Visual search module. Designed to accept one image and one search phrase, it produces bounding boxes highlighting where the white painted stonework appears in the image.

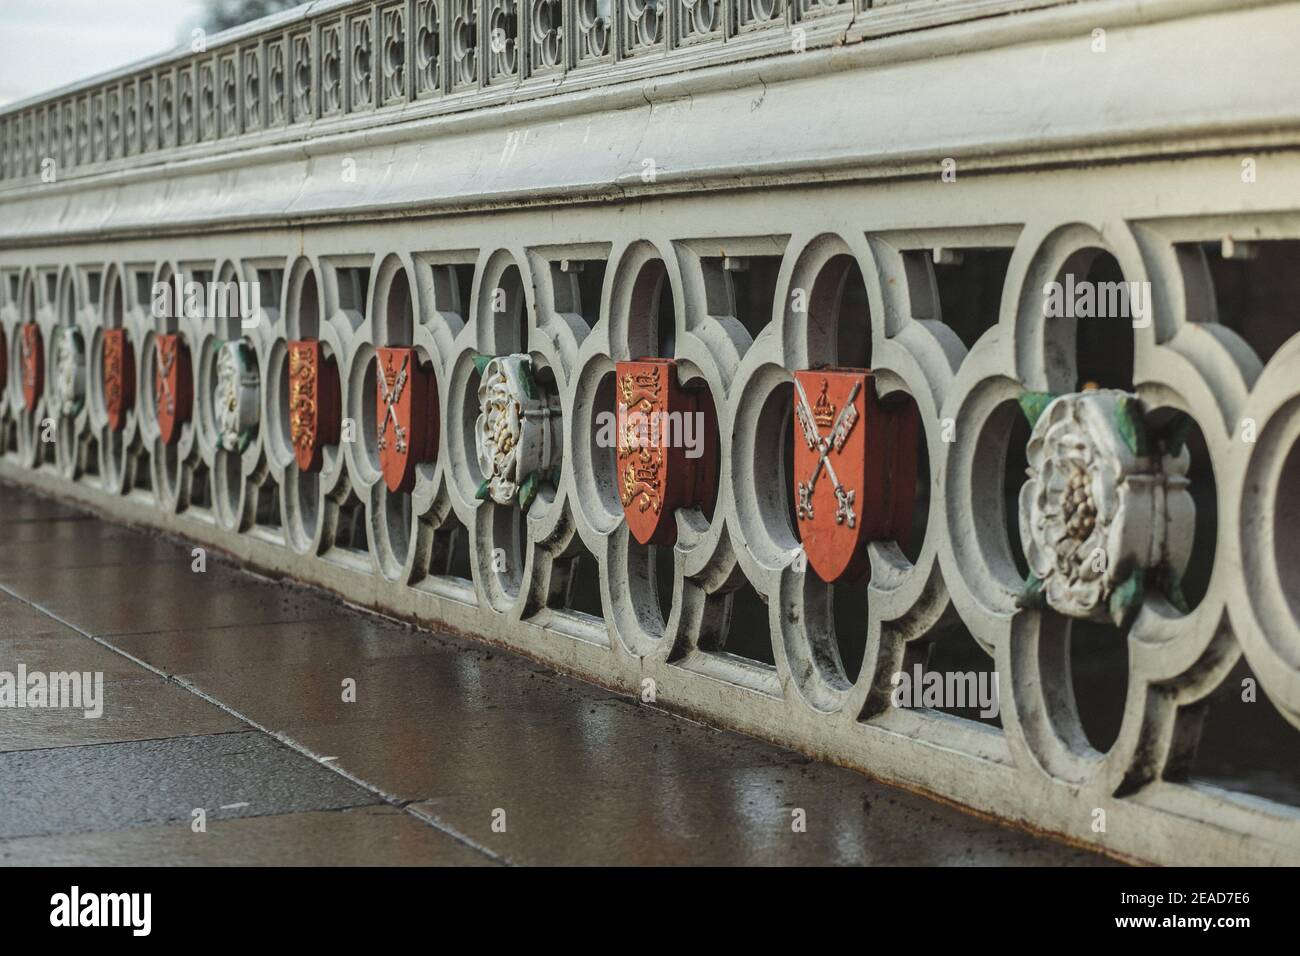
[1,0,1299,865]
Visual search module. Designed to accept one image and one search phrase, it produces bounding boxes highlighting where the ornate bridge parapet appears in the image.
[3,0,1299,864]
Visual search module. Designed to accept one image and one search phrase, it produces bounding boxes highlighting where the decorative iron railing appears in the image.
[3,0,1299,864]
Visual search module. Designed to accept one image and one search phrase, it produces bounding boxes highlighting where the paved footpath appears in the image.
[0,481,1110,866]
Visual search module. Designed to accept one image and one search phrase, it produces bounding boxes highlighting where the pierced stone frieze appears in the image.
[414,0,441,96]
[576,0,612,61]
[350,13,376,110]
[381,3,407,105]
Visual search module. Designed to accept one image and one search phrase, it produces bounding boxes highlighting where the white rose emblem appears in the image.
[52,327,85,418]
[474,354,561,509]
[214,340,260,453]
[1018,388,1195,625]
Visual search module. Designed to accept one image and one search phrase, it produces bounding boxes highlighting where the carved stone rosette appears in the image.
[51,326,86,418]
[213,338,260,453]
[1017,387,1195,626]
[474,353,560,510]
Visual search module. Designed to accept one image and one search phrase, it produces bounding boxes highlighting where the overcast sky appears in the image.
[0,0,206,107]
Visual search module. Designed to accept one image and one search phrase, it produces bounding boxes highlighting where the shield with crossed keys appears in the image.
[20,323,44,414]
[154,333,193,446]
[375,346,439,494]
[288,339,341,473]
[103,328,136,433]
[792,368,919,583]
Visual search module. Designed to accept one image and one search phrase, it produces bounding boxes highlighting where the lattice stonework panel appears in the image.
[380,2,408,106]
[349,12,376,111]
[575,0,613,63]
[734,0,783,33]
[178,66,196,145]
[61,100,76,167]
[529,0,563,74]
[795,0,847,20]
[91,91,107,161]
[623,0,665,56]
[266,39,288,127]
[291,31,314,121]
[450,0,479,91]
[106,87,122,160]
[198,60,218,140]
[675,0,721,46]
[486,0,519,83]
[123,82,140,156]
[243,46,265,133]
[321,20,345,115]
[219,53,240,137]
[414,0,441,97]
[140,75,157,152]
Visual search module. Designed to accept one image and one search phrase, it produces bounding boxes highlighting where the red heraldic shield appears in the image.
[615,358,719,547]
[154,333,193,446]
[375,346,438,494]
[792,368,919,583]
[20,323,43,413]
[288,339,341,473]
[103,328,136,433]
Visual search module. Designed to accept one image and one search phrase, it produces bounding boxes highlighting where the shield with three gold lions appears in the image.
[615,358,718,546]
[791,368,919,583]
[288,339,341,473]
[154,333,193,445]
[103,328,136,433]
[20,323,43,413]
[375,346,438,494]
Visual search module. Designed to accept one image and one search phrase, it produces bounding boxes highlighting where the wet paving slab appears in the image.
[0,732,380,840]
[0,806,495,866]
[0,480,1116,865]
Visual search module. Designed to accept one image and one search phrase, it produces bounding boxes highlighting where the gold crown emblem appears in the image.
[813,379,835,428]
[382,354,400,390]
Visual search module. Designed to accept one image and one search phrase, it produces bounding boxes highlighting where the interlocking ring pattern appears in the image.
[3,202,1299,866]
